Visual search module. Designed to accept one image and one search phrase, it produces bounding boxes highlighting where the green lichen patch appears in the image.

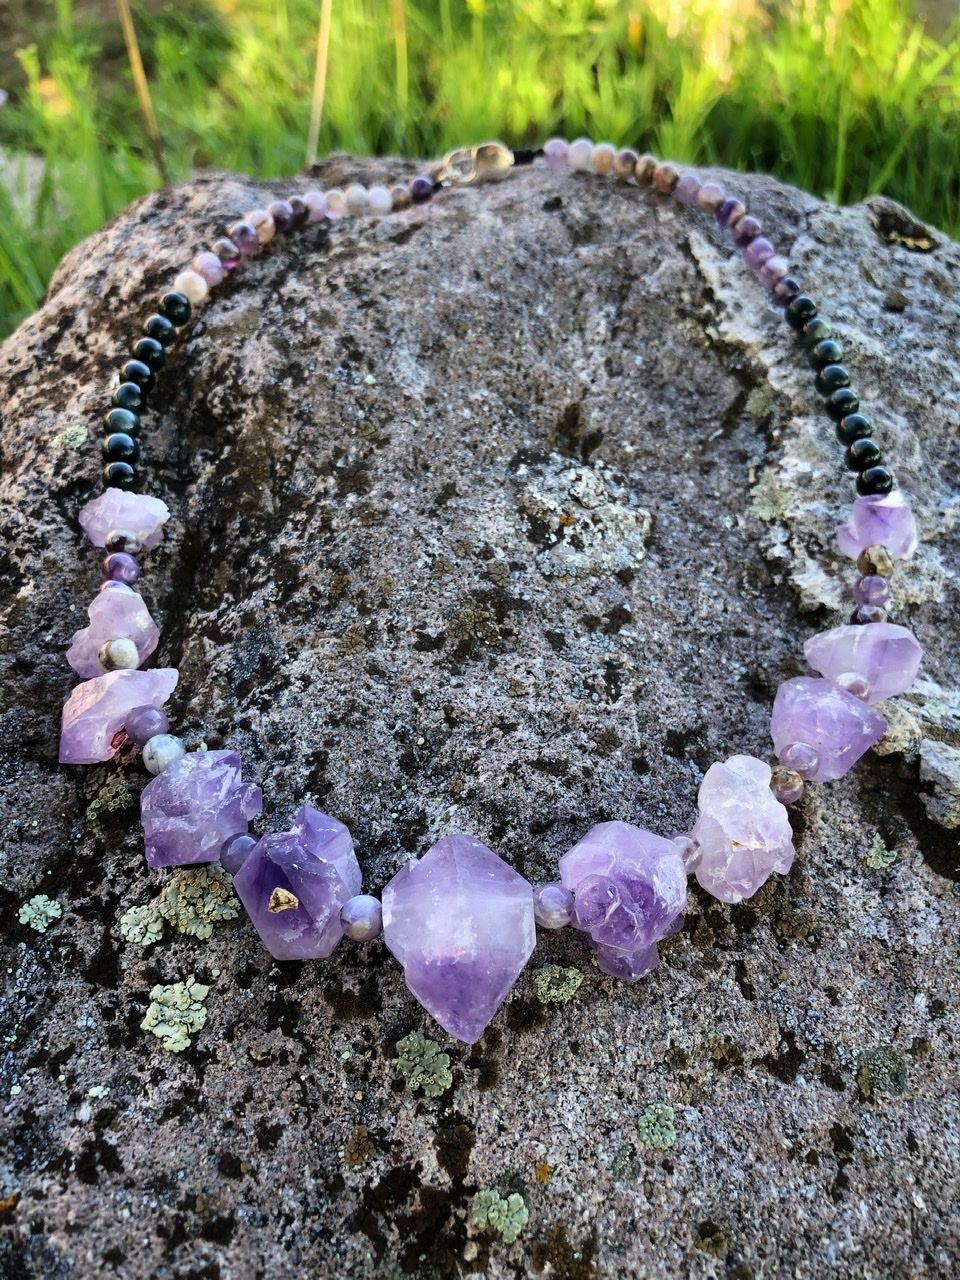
[636,1102,677,1150]
[52,423,89,450]
[18,895,62,933]
[865,833,897,870]
[533,964,584,1005]
[118,904,165,948]
[748,470,790,522]
[611,1141,641,1181]
[857,1045,909,1097]
[141,975,210,1052]
[394,1031,453,1098]
[469,1189,529,1244]
[88,1085,110,1100]
[85,775,135,824]
[158,864,239,939]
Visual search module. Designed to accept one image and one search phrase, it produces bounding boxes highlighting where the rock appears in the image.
[0,155,958,1278]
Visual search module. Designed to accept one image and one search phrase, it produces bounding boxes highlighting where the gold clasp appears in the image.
[434,141,514,186]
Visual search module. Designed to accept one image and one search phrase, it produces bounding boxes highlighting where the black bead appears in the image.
[857,465,895,496]
[144,313,176,346]
[112,381,145,412]
[104,406,140,438]
[103,460,137,490]
[824,388,860,421]
[121,358,155,393]
[836,413,873,446]
[801,317,833,348]
[102,432,141,463]
[785,295,817,330]
[133,336,166,372]
[159,290,192,326]
[808,339,844,371]
[845,437,882,471]
[815,363,851,396]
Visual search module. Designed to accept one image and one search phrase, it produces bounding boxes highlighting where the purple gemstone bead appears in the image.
[67,587,159,678]
[213,237,241,271]
[696,181,725,213]
[716,197,746,228]
[141,749,263,867]
[382,834,535,1044]
[59,668,178,764]
[267,200,295,233]
[409,175,434,205]
[673,173,701,205]
[770,677,887,782]
[759,255,790,288]
[101,552,140,585]
[302,190,329,222]
[854,575,891,607]
[125,704,169,745]
[79,490,169,549]
[745,236,776,269]
[543,137,569,167]
[771,766,804,805]
[340,894,383,941]
[533,881,574,930]
[228,221,260,257]
[804,621,922,705]
[192,250,225,287]
[220,832,257,876]
[772,276,802,307]
[733,215,762,246]
[778,741,820,778]
[837,491,919,561]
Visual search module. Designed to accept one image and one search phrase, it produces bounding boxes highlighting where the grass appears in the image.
[0,0,958,338]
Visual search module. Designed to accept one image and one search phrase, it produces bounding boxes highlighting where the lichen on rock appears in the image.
[17,895,62,933]
[118,903,165,947]
[394,1031,453,1098]
[469,1189,529,1244]
[158,864,240,939]
[140,976,210,1052]
[532,963,583,1005]
[637,1102,677,1150]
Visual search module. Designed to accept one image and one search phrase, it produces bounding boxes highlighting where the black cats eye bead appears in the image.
[845,437,883,471]
[801,317,833,348]
[103,460,137,490]
[785,295,818,330]
[111,381,145,412]
[825,388,860,421]
[159,290,192,326]
[857,465,895,496]
[808,339,844,371]
[836,412,872,446]
[144,313,176,346]
[120,359,155,393]
[102,432,141,463]
[815,363,851,396]
[133,336,166,372]
[103,406,140,437]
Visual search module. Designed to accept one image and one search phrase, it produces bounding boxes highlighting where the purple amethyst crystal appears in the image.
[770,677,887,782]
[66,586,159,678]
[78,490,170,549]
[837,491,918,561]
[233,808,361,960]
[558,822,687,981]
[804,622,922,705]
[59,668,178,764]
[691,755,795,903]
[381,834,535,1043]
[141,749,262,867]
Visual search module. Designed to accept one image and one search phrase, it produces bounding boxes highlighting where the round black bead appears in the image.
[133,336,166,372]
[121,359,155,393]
[808,339,844,371]
[785,295,817,330]
[801,317,833,348]
[159,290,192,326]
[103,460,137,490]
[102,432,140,464]
[144,313,176,346]
[845,437,882,471]
[112,381,145,412]
[815,364,851,396]
[857,465,895,496]
[836,413,873,446]
[824,388,860,421]
[104,406,140,438]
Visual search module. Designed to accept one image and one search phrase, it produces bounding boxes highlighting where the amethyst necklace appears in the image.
[58,140,924,1045]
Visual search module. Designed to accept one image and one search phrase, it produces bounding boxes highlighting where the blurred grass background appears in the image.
[0,0,957,338]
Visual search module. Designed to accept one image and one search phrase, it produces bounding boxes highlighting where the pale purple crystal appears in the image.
[381,834,535,1044]
[837,491,918,561]
[691,755,795,903]
[559,821,687,981]
[804,622,922,705]
[66,586,159,678]
[233,809,361,960]
[78,490,170,549]
[141,749,262,867]
[59,668,178,764]
[770,677,887,782]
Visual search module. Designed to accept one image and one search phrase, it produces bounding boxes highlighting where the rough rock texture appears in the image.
[1,155,959,1279]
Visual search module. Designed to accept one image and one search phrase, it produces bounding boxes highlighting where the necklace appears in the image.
[58,139,923,1045]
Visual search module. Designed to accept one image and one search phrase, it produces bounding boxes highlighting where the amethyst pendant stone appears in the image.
[141,749,262,867]
[59,667,178,764]
[804,622,922,705]
[770,678,887,781]
[382,834,536,1043]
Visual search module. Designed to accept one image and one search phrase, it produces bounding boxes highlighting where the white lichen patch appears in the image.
[158,864,239,939]
[469,1189,529,1244]
[18,895,62,933]
[118,903,165,948]
[865,833,897,870]
[141,976,210,1053]
[52,423,89,450]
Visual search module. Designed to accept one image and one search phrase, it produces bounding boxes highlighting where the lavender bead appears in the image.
[367,185,393,215]
[341,894,383,941]
[229,221,260,257]
[771,766,804,805]
[673,173,701,205]
[854,575,891,607]
[141,749,262,867]
[745,236,776,269]
[696,181,725,213]
[101,552,140,585]
[67,587,159,678]
[59,668,178,764]
[804,622,922,704]
[716,196,746,228]
[125,704,169,745]
[543,137,569,166]
[759,256,790,288]
[770,677,887,782]
[302,190,329,222]
[79,490,169,549]
[409,176,434,205]
[568,137,593,171]
[778,741,820,778]
[221,832,257,876]
[267,200,295,233]
[192,251,225,287]
[733,214,762,245]
[837,491,919,561]
[533,881,574,930]
[213,237,240,271]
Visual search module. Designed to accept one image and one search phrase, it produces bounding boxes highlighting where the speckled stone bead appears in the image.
[770,765,804,805]
[192,251,225,287]
[173,269,209,306]
[101,552,140,585]
[104,529,142,555]
[98,637,139,671]
[697,181,725,213]
[857,544,895,577]
[247,208,276,243]
[652,162,679,194]
[125,704,169,745]
[716,197,746,227]
[228,221,260,256]
[340,894,383,941]
[344,184,369,216]
[367,185,393,215]
[673,173,701,205]
[851,604,888,625]
[591,143,616,175]
[613,148,637,180]
[543,137,568,167]
[567,137,593,171]
[733,215,762,245]
[142,733,187,775]
[389,183,412,210]
[409,176,434,204]
[634,154,657,184]
[533,881,574,930]
[836,671,872,700]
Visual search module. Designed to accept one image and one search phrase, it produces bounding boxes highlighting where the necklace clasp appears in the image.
[435,141,514,186]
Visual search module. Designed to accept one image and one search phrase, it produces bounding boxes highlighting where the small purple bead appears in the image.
[745,236,776,269]
[778,741,820,778]
[716,196,746,228]
[221,832,257,876]
[759,255,790,288]
[533,881,574,930]
[192,250,225,288]
[340,894,383,941]
[409,175,434,205]
[773,275,802,307]
[125,704,169,745]
[302,190,329,222]
[733,214,762,246]
[228,221,259,257]
[673,173,701,205]
[213,237,241,271]
[101,552,140,585]
[543,137,568,167]
[267,200,295,233]
[854,574,891,607]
